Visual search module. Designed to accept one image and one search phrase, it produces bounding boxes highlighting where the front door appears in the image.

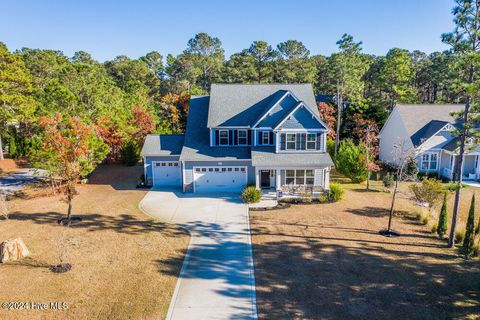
[260,170,270,188]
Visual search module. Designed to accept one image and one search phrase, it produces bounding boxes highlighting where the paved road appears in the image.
[0,169,45,195]
[140,189,257,320]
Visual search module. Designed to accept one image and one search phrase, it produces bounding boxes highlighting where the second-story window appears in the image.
[238,130,247,145]
[307,133,316,150]
[262,131,270,145]
[219,130,229,145]
[286,133,296,150]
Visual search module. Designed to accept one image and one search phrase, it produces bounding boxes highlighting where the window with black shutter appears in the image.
[233,130,238,145]
[215,130,219,145]
[247,130,252,145]
[316,133,322,150]
[258,131,262,145]
[229,130,234,145]
[280,133,286,150]
[269,131,274,145]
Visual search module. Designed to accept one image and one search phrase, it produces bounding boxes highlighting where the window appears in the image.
[421,153,438,170]
[262,131,270,145]
[307,133,316,150]
[286,170,295,184]
[285,169,315,185]
[238,130,247,145]
[286,134,296,150]
[219,130,229,145]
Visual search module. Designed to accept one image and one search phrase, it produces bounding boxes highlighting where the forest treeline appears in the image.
[0,32,468,161]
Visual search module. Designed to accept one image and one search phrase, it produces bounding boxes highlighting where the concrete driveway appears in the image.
[139,189,257,320]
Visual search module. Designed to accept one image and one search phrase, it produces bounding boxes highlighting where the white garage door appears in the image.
[153,161,182,187]
[194,166,247,193]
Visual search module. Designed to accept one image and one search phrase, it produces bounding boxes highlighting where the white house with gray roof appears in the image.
[379,104,480,181]
[140,83,334,194]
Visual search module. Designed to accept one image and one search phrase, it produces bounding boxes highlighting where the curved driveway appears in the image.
[140,189,257,320]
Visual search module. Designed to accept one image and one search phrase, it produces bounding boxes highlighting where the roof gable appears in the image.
[276,103,327,130]
[255,92,299,128]
[410,120,449,147]
[207,84,319,128]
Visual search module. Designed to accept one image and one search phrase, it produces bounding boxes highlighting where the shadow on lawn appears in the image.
[249,238,480,320]
[7,211,188,237]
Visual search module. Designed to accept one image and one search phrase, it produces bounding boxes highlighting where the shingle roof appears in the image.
[396,104,462,137]
[207,84,320,128]
[410,120,449,147]
[442,137,461,152]
[140,134,185,156]
[179,96,251,161]
[251,146,334,167]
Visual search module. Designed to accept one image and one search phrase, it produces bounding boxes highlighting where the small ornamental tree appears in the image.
[336,139,368,183]
[437,193,448,238]
[317,102,336,140]
[39,114,108,225]
[463,194,476,258]
[353,113,380,190]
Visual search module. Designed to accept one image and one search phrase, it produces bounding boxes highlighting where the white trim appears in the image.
[286,133,296,150]
[419,152,439,171]
[219,129,229,146]
[274,102,329,131]
[210,126,250,129]
[252,91,292,128]
[192,165,248,193]
[415,122,453,149]
[284,169,315,186]
[278,128,327,132]
[238,129,248,146]
[262,131,270,145]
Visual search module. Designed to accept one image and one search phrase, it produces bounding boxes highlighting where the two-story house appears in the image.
[379,104,480,181]
[140,84,333,194]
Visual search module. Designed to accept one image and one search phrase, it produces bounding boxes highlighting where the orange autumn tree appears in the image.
[317,102,336,139]
[95,116,124,163]
[353,113,380,190]
[160,93,190,133]
[39,114,108,225]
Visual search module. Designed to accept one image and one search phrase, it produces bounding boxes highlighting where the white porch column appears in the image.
[255,168,260,188]
[276,169,281,190]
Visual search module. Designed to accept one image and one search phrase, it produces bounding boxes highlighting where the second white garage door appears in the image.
[194,166,247,193]
[153,161,182,187]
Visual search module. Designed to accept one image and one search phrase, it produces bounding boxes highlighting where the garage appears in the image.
[194,166,247,193]
[152,161,182,187]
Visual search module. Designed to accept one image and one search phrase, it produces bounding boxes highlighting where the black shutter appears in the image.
[258,131,262,145]
[247,130,252,145]
[280,133,286,150]
[316,133,322,150]
[229,130,233,145]
[233,130,238,145]
[215,130,219,146]
[300,133,306,150]
[269,131,274,145]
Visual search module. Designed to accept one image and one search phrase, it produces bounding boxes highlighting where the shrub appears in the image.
[446,181,467,192]
[326,139,335,160]
[405,158,419,180]
[382,172,394,188]
[463,194,476,258]
[329,183,344,202]
[455,229,465,244]
[437,193,448,238]
[335,139,367,183]
[431,223,438,234]
[120,140,140,166]
[241,186,261,203]
[414,210,430,225]
[409,178,444,207]
[8,135,17,158]
[318,194,329,203]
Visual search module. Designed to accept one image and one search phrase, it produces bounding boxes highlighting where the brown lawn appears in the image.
[251,175,480,320]
[0,165,189,320]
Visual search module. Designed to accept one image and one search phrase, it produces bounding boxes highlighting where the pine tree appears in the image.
[463,194,475,258]
[437,192,448,238]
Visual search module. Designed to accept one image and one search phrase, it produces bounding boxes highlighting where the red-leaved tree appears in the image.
[129,106,156,145]
[95,117,124,163]
[317,102,336,140]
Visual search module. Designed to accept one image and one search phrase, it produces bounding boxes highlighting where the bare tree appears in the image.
[381,139,419,236]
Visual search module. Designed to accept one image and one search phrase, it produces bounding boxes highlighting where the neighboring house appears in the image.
[379,104,480,181]
[141,84,334,195]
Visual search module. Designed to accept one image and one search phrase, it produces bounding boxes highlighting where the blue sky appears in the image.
[1,0,455,61]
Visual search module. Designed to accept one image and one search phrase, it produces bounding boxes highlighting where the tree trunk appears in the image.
[66,197,72,226]
[448,63,474,248]
[387,164,403,232]
[334,89,343,159]
[0,135,3,160]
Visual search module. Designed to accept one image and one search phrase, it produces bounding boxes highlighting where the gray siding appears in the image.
[183,160,255,192]
[144,156,180,185]
[279,106,324,129]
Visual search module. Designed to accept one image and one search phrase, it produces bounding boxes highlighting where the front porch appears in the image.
[254,167,330,199]
[440,153,480,181]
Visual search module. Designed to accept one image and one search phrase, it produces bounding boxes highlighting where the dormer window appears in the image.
[219,130,229,145]
[238,130,247,145]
